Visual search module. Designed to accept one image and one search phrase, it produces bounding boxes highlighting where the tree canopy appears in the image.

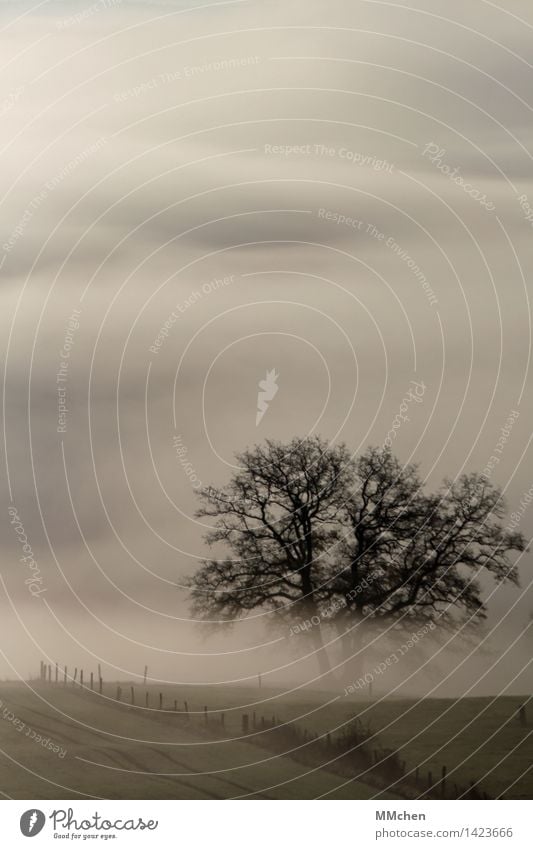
[187,437,526,678]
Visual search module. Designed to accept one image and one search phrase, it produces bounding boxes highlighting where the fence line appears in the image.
[36,659,504,800]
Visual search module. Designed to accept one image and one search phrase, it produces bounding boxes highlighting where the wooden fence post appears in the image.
[80,670,83,688]
[55,663,58,684]
[48,664,52,682]
[143,665,148,685]
[130,686,135,705]
[441,765,447,797]
[117,685,122,701]
[90,673,94,691]
[99,677,103,694]
[221,712,225,728]
[64,666,67,686]
[242,714,249,733]
[73,667,77,685]
[204,706,208,725]
[159,693,163,711]
[184,700,189,719]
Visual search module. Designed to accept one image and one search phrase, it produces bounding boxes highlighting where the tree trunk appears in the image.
[299,561,333,678]
[308,618,331,677]
[337,619,368,687]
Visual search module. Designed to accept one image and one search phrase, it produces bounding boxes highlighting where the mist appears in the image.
[1,0,532,702]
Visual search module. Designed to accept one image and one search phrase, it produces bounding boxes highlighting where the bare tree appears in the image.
[332,448,527,679]
[330,448,428,673]
[187,440,526,680]
[187,436,354,675]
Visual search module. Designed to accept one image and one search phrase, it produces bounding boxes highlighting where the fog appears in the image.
[1,0,532,698]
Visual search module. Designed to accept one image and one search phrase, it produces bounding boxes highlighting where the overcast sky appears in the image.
[1,0,532,695]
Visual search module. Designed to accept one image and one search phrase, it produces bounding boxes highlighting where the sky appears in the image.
[0,0,532,696]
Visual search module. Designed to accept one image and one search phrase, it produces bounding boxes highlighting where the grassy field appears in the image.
[174,683,532,799]
[0,681,530,799]
[0,682,390,799]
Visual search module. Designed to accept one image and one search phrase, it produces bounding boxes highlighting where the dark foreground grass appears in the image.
[0,682,393,799]
[0,681,530,799]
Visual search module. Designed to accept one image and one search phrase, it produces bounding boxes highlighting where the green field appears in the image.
[0,681,530,799]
